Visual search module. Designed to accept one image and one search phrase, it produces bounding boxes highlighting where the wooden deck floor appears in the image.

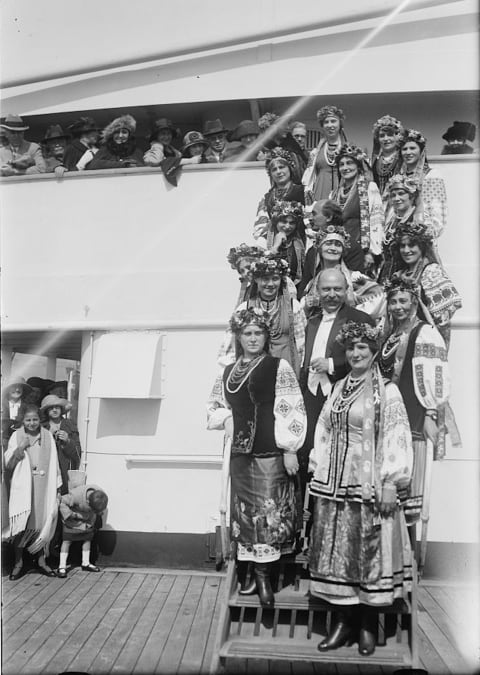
[2,567,478,674]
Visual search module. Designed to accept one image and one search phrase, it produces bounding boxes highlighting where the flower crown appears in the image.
[266,146,295,170]
[249,256,290,279]
[270,200,304,223]
[336,320,382,347]
[392,221,434,247]
[372,115,404,136]
[258,112,280,130]
[386,173,420,194]
[227,243,264,270]
[384,273,420,298]
[317,105,345,124]
[229,307,271,334]
[314,223,351,250]
[335,143,369,166]
[401,128,427,148]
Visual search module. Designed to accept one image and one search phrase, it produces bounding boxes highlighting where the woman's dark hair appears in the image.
[22,404,40,419]
[394,233,428,260]
[234,327,270,360]
[88,489,109,513]
[318,199,343,227]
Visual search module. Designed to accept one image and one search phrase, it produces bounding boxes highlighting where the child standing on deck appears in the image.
[57,484,108,578]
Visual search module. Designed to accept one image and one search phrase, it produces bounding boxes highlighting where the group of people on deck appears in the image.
[1,376,108,581]
[207,105,463,656]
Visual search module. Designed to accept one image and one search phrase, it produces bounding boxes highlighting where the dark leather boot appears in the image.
[358,607,377,655]
[254,562,274,607]
[318,610,353,651]
[238,562,256,595]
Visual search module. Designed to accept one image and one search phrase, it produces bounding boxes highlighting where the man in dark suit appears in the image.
[298,268,375,489]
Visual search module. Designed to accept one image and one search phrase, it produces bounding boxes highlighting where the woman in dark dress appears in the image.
[41,394,81,495]
[253,147,305,241]
[88,114,144,170]
[208,308,306,606]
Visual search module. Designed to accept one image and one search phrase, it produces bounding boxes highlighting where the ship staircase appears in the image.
[210,497,419,674]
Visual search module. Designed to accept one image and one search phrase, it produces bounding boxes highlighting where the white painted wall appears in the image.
[2,159,478,542]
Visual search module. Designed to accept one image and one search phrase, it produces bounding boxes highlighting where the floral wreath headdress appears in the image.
[313,223,351,250]
[317,105,345,125]
[258,112,281,131]
[335,143,369,168]
[270,200,304,223]
[249,256,290,279]
[384,273,420,299]
[229,307,271,334]
[336,320,382,348]
[385,173,420,195]
[372,114,404,138]
[401,128,427,149]
[392,221,434,248]
[227,243,264,270]
[266,146,295,171]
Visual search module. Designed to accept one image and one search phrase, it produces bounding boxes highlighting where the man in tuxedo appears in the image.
[298,268,374,489]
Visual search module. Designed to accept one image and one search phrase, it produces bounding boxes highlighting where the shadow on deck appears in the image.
[1,566,478,674]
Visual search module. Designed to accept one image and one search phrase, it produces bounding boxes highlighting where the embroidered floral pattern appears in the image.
[275,398,292,418]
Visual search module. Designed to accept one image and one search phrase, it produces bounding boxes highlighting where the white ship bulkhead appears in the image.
[1,0,478,577]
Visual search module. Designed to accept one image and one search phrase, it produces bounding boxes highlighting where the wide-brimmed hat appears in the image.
[67,116,99,137]
[203,119,229,137]
[2,376,33,396]
[40,394,69,413]
[181,131,209,153]
[150,118,180,142]
[227,120,260,142]
[442,121,476,143]
[43,125,69,143]
[0,114,29,131]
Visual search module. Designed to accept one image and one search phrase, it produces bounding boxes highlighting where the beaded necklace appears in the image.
[226,354,266,393]
[324,140,341,166]
[258,296,283,340]
[332,373,367,413]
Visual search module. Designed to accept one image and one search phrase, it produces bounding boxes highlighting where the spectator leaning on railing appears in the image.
[0,114,46,176]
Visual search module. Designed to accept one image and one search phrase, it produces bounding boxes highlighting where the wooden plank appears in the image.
[1,570,44,606]
[269,659,292,674]
[416,622,450,675]
[38,572,129,675]
[4,571,119,675]
[132,573,191,674]
[312,663,336,675]
[247,657,270,673]
[154,575,207,674]
[202,577,227,674]
[85,573,149,673]
[110,574,174,674]
[225,657,248,674]
[2,570,104,669]
[65,572,144,673]
[3,568,86,641]
[290,660,315,674]
[180,576,222,673]
[417,605,468,673]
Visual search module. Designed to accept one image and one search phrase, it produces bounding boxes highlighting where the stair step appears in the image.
[219,636,412,667]
[229,578,411,614]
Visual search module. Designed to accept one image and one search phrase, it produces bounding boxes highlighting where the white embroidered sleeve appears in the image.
[412,324,450,410]
[274,359,307,453]
[206,371,232,430]
[380,383,413,488]
[309,384,336,475]
[423,171,447,238]
[293,299,307,366]
[367,182,385,255]
[253,195,270,240]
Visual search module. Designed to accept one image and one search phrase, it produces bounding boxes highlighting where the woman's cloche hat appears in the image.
[67,116,99,137]
[0,114,29,131]
[40,394,70,414]
[2,376,33,397]
[43,125,69,143]
[227,120,260,142]
[181,131,209,153]
[150,118,180,141]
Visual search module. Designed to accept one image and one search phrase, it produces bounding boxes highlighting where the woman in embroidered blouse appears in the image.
[379,276,450,522]
[227,243,266,309]
[253,148,305,242]
[399,129,448,243]
[330,144,384,274]
[390,222,461,349]
[302,105,347,203]
[308,321,413,656]
[218,256,307,378]
[371,115,404,198]
[3,404,61,580]
[208,308,306,607]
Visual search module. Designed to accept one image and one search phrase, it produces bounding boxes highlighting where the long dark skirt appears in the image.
[230,454,300,562]
[309,498,412,606]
